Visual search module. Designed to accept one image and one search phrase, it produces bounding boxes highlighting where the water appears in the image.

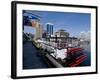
[79,42,91,66]
[23,41,48,69]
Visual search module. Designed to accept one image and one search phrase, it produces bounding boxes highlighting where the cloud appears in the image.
[79,30,90,41]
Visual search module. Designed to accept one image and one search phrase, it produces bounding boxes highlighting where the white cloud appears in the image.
[79,30,90,41]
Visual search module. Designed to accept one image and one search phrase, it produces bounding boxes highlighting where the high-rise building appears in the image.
[46,23,53,36]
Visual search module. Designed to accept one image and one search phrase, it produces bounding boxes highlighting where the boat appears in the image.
[63,47,87,67]
[36,39,87,67]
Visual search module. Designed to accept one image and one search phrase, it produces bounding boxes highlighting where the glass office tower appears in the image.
[46,23,53,36]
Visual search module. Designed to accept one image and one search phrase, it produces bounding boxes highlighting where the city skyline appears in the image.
[23,10,91,37]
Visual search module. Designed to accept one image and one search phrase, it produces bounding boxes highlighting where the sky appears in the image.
[24,10,91,37]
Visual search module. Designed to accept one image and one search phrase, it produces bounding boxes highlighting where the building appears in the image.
[23,11,43,40]
[30,17,43,40]
[55,29,69,37]
[42,30,47,38]
[46,23,53,36]
[35,24,43,39]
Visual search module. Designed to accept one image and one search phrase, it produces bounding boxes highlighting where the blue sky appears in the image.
[24,10,91,37]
